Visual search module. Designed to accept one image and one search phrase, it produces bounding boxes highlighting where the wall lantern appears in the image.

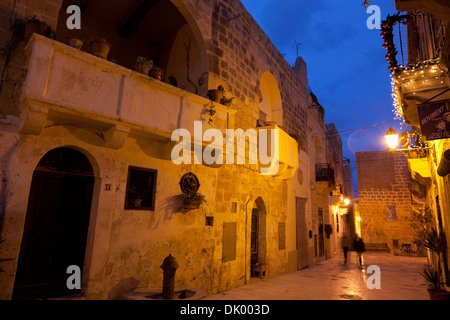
[385,127,432,153]
[385,127,399,151]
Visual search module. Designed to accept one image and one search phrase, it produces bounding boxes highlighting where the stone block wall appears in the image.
[201,0,310,147]
[0,0,62,116]
[356,151,417,251]
[0,0,334,299]
[1,0,310,150]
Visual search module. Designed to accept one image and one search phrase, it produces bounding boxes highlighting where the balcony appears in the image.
[407,149,431,178]
[393,62,450,126]
[256,124,299,180]
[395,0,450,23]
[18,35,298,179]
[315,164,335,184]
[406,146,431,202]
[19,35,235,149]
[387,8,450,127]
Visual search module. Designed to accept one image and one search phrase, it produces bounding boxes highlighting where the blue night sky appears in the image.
[241,0,405,192]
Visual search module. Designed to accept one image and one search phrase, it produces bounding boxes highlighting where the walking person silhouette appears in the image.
[353,235,365,266]
[342,235,350,264]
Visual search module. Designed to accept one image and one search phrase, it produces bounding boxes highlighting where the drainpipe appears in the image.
[244,195,253,284]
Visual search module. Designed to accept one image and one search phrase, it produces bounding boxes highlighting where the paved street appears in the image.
[206,252,430,300]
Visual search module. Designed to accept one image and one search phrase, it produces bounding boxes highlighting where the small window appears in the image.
[125,166,157,210]
[385,205,398,221]
[231,202,237,213]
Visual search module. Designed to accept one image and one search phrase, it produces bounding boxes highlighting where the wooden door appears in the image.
[250,208,259,276]
[318,208,325,257]
[296,198,309,269]
[13,149,94,300]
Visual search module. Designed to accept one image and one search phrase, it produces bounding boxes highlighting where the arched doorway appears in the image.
[250,197,266,277]
[12,148,95,300]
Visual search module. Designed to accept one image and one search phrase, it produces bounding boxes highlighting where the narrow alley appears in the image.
[206,252,430,300]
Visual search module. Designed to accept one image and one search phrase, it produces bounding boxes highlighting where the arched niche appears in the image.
[258,71,283,127]
[56,0,208,95]
[165,23,203,94]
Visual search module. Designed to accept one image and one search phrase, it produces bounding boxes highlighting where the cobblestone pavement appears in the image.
[206,252,430,300]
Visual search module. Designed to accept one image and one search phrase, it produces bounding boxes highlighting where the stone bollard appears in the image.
[160,254,179,300]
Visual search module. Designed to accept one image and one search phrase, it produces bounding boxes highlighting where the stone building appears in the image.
[383,0,450,284]
[296,96,353,266]
[0,0,351,299]
[325,123,354,255]
[356,151,417,252]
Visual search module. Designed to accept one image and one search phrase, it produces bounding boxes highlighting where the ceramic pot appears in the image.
[183,198,202,210]
[150,68,164,81]
[427,289,450,300]
[207,89,223,103]
[69,38,83,50]
[264,121,277,127]
[90,40,111,59]
[136,63,152,76]
[24,22,40,41]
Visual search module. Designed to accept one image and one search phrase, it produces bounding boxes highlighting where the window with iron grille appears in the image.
[125,166,157,210]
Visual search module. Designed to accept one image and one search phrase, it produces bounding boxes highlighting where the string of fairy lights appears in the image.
[390,59,447,128]
[389,60,446,150]
[382,10,449,137]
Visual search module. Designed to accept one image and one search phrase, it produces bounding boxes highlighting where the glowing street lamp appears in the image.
[344,198,350,206]
[385,127,399,151]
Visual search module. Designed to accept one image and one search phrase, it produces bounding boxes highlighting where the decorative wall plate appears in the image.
[179,172,200,194]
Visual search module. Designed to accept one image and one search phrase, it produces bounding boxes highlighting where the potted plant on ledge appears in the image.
[24,16,41,41]
[90,38,111,60]
[207,85,225,103]
[69,38,83,50]
[220,96,234,107]
[23,16,55,42]
[177,192,206,210]
[421,265,449,300]
[149,66,164,81]
[135,56,153,75]
[418,226,450,300]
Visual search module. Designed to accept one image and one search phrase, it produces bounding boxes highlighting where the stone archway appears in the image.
[250,197,266,277]
[12,147,95,300]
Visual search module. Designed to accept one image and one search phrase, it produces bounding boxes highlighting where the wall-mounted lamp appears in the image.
[385,127,399,151]
[385,127,431,152]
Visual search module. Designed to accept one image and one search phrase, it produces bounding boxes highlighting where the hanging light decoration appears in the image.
[381,12,410,72]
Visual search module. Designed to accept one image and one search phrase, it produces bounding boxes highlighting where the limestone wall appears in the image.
[0,0,322,299]
[356,151,416,251]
